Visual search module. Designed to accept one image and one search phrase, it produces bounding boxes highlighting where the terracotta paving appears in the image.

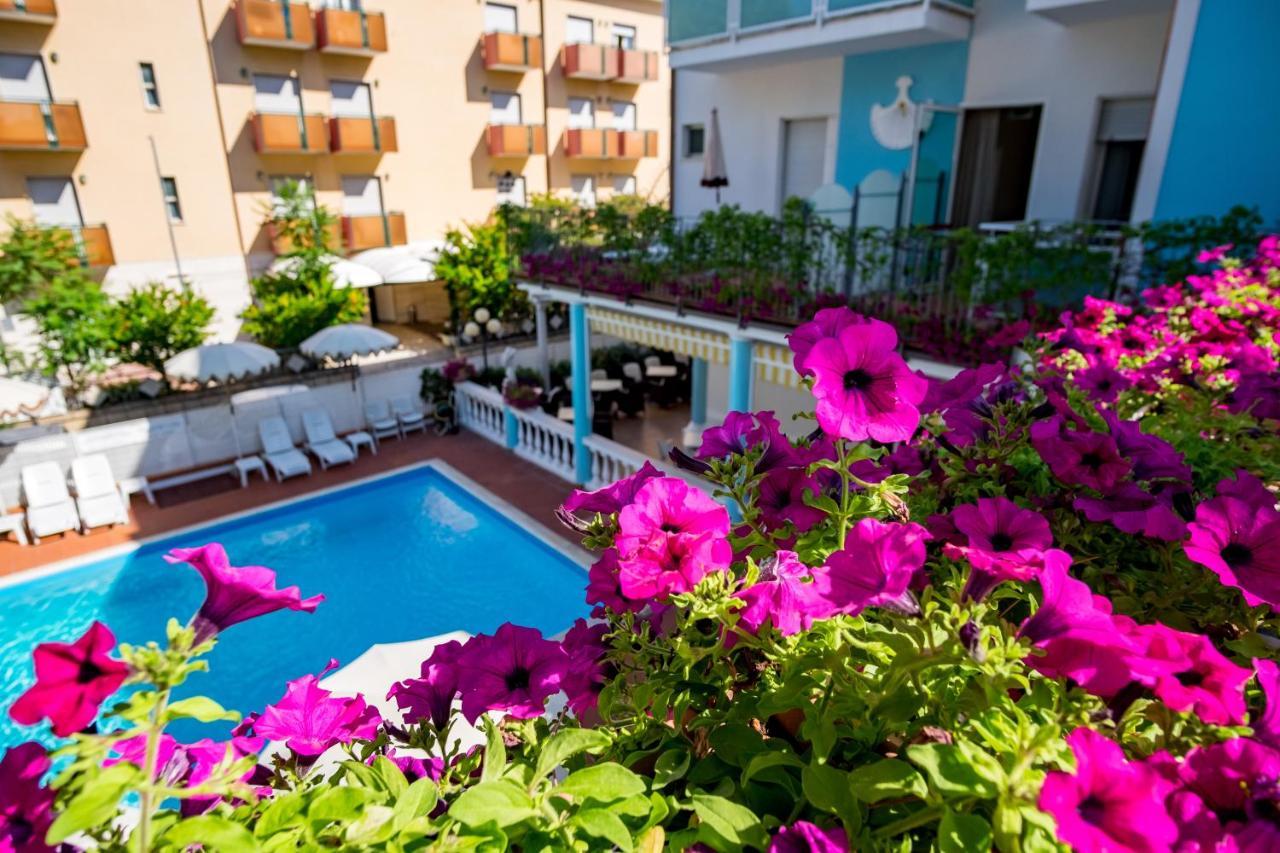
[0,430,583,580]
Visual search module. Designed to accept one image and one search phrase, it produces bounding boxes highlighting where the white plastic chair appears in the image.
[21,461,81,543]
[70,455,129,531]
[301,409,356,470]
[365,399,401,442]
[391,396,426,436]
[622,362,644,383]
[591,368,608,380]
[257,417,313,482]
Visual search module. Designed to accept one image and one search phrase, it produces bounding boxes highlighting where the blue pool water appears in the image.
[0,464,587,748]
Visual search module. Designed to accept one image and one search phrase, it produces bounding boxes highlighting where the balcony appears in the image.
[666,0,974,71]
[564,128,610,159]
[0,0,56,25]
[611,129,658,159]
[267,220,342,255]
[562,43,616,80]
[482,32,544,72]
[329,115,397,154]
[234,0,315,50]
[342,212,406,251]
[71,225,114,267]
[487,124,546,158]
[250,112,328,154]
[316,6,387,55]
[614,48,659,83]
[1026,0,1173,25]
[0,100,86,151]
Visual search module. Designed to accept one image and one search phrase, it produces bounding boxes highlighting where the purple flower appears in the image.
[1184,492,1280,608]
[10,621,130,738]
[251,660,382,756]
[756,468,825,534]
[560,619,609,716]
[769,820,849,852]
[1217,469,1276,507]
[165,544,324,644]
[1073,362,1131,403]
[943,497,1051,599]
[698,411,795,472]
[799,318,928,443]
[456,623,568,724]
[734,552,833,636]
[1103,414,1192,483]
[388,640,463,730]
[1126,623,1251,725]
[615,478,731,602]
[1181,737,1280,813]
[920,363,1007,446]
[383,748,444,783]
[1039,729,1177,853]
[1030,419,1131,492]
[788,306,866,378]
[107,734,252,816]
[1074,485,1188,541]
[816,518,930,616]
[0,743,54,853]
[559,462,663,518]
[1229,372,1280,421]
[1253,658,1280,749]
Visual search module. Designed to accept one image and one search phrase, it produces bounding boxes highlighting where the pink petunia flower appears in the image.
[10,621,130,738]
[1253,658,1280,749]
[1184,493,1280,608]
[919,362,1008,447]
[1039,728,1177,853]
[0,742,55,853]
[769,820,849,852]
[944,497,1051,599]
[559,461,663,519]
[107,733,253,816]
[1125,624,1251,725]
[251,660,381,756]
[560,619,610,716]
[1030,419,1131,493]
[788,306,867,378]
[388,640,463,731]
[799,318,928,443]
[165,544,324,644]
[615,478,731,602]
[756,468,825,534]
[455,623,568,724]
[1074,485,1188,542]
[734,552,833,636]
[698,411,796,472]
[816,518,930,617]
[1073,362,1132,404]
[1103,414,1192,483]
[1181,737,1280,813]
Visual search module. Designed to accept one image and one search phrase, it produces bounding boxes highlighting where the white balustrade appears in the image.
[582,434,713,493]
[453,381,506,446]
[510,406,576,481]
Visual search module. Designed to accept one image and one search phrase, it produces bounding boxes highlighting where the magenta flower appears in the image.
[1127,624,1251,724]
[944,497,1051,599]
[799,318,928,443]
[788,306,866,377]
[919,362,1007,446]
[107,734,251,816]
[1039,729,1177,853]
[698,411,795,472]
[734,552,833,636]
[1181,737,1280,813]
[1254,659,1280,749]
[0,742,54,853]
[1073,362,1131,403]
[382,749,445,783]
[816,518,930,617]
[1184,493,1280,608]
[560,619,610,716]
[559,461,663,518]
[1218,469,1277,506]
[1030,419,1131,492]
[10,621,130,738]
[615,478,731,601]
[251,660,381,756]
[455,623,568,723]
[388,640,462,731]
[165,544,323,644]
[1074,485,1188,542]
[769,820,849,852]
[1103,414,1192,483]
[756,468,825,534]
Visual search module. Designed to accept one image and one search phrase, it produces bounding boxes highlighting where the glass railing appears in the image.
[670,0,973,45]
[741,0,812,29]
[668,0,728,42]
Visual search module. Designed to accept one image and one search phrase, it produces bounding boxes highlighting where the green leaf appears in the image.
[160,815,258,852]
[449,780,537,828]
[48,763,139,844]
[372,755,409,797]
[742,750,804,784]
[848,759,927,804]
[344,804,396,845]
[533,728,612,781]
[558,763,647,803]
[482,719,507,783]
[309,787,373,824]
[164,695,239,724]
[907,743,1001,800]
[938,810,993,853]
[802,763,861,832]
[653,748,691,789]
[255,792,307,839]
[392,777,439,830]
[573,808,633,851]
[691,793,768,852]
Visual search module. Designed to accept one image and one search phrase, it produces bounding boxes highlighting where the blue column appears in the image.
[682,357,709,448]
[728,336,754,414]
[505,409,519,449]
[570,302,593,484]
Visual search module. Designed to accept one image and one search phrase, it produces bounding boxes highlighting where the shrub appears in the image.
[22,276,116,401]
[0,215,81,304]
[239,260,366,349]
[110,283,215,372]
[435,221,517,335]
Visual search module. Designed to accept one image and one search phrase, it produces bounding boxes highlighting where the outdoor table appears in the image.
[345,431,377,457]
[233,455,269,488]
[0,512,29,546]
[118,475,155,507]
[557,407,575,422]
[646,365,678,378]
[591,379,624,392]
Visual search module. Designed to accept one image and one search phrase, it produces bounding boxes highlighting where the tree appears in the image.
[22,275,116,401]
[111,283,215,371]
[435,221,516,334]
[0,215,82,305]
[264,179,341,258]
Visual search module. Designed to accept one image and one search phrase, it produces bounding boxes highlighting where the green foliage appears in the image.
[240,260,365,349]
[1131,204,1264,286]
[262,178,341,257]
[110,283,214,372]
[0,215,83,304]
[435,220,516,333]
[22,276,116,399]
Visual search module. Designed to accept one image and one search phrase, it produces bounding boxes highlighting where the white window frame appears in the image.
[611,100,637,131]
[571,174,596,208]
[566,15,594,44]
[139,62,161,110]
[497,174,527,207]
[330,79,374,119]
[489,90,522,126]
[161,176,183,224]
[611,23,637,50]
[253,73,302,115]
[683,123,705,158]
[567,96,595,130]
[613,175,637,196]
[484,2,518,33]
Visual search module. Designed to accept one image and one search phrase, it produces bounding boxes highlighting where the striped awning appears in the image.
[755,342,803,389]
[587,307,731,365]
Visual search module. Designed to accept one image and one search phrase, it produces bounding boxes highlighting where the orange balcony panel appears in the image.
[613,129,659,159]
[563,43,616,80]
[76,225,114,267]
[329,116,397,154]
[487,124,545,157]
[614,48,659,83]
[0,101,85,151]
[565,128,610,159]
[342,212,406,252]
[235,0,314,49]
[316,7,387,55]
[251,113,328,154]
[482,32,543,72]
[268,220,343,255]
[0,0,56,24]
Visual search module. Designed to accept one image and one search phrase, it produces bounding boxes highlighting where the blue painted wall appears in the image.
[833,41,969,221]
[1154,0,1280,224]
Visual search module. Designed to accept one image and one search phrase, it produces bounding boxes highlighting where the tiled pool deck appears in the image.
[0,431,583,579]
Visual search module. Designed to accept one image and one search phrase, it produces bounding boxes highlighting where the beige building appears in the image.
[0,0,669,340]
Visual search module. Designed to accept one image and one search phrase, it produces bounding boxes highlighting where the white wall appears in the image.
[673,56,844,220]
[962,0,1171,220]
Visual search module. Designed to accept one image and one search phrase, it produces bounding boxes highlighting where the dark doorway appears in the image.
[1091,139,1145,222]
[951,105,1042,227]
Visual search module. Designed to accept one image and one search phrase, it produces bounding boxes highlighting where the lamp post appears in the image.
[464,307,503,371]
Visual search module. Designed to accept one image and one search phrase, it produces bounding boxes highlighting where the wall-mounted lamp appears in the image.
[77,174,87,186]
[256,170,266,183]
[49,52,58,64]
[496,170,517,193]
[239,67,249,79]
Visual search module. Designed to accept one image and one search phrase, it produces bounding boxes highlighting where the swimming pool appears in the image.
[0,462,588,748]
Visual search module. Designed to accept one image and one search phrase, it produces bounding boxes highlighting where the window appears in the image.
[570,175,596,208]
[611,101,636,131]
[566,15,594,44]
[139,63,160,109]
[567,97,594,130]
[611,23,636,50]
[160,177,183,223]
[490,91,522,125]
[613,175,636,196]
[0,53,52,102]
[485,2,517,33]
[253,73,300,113]
[330,80,372,118]
[1089,98,1153,223]
[342,175,384,216]
[682,124,705,157]
[27,177,83,227]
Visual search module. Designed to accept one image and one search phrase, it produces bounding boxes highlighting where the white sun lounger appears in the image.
[70,455,130,531]
[302,409,356,471]
[257,416,313,482]
[391,396,426,436]
[364,399,401,442]
[21,461,81,543]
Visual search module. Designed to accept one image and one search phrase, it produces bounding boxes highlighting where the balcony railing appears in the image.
[0,100,86,151]
[250,112,328,154]
[0,0,56,24]
[487,124,546,157]
[611,129,658,159]
[482,32,544,72]
[316,6,387,54]
[267,219,343,255]
[562,43,616,80]
[342,211,406,251]
[614,48,660,83]
[234,0,315,50]
[564,128,610,159]
[328,115,397,154]
[72,224,114,267]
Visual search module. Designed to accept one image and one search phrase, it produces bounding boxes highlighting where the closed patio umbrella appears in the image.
[300,324,400,362]
[701,107,729,204]
[164,342,281,384]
